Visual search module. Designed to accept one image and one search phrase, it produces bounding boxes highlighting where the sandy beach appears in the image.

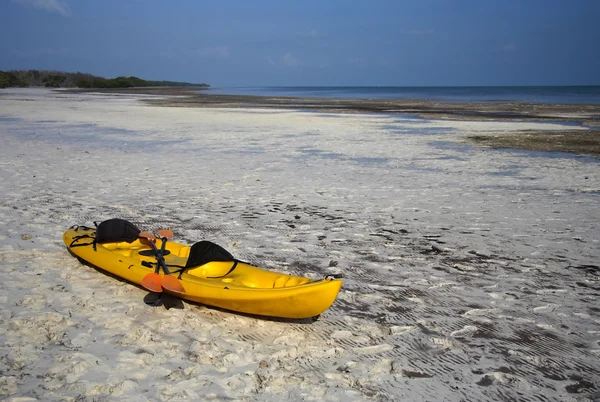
[1,88,599,401]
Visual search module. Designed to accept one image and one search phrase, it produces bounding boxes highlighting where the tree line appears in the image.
[0,70,209,89]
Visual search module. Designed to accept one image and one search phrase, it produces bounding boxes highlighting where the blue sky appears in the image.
[1,0,599,86]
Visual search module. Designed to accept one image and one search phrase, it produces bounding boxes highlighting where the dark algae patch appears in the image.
[467,130,600,156]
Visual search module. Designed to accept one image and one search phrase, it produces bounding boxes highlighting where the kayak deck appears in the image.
[103,242,311,288]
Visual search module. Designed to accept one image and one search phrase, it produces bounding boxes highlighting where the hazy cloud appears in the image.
[14,47,72,57]
[37,47,72,56]
[158,50,177,60]
[195,46,230,58]
[406,29,434,36]
[298,29,320,38]
[282,52,299,67]
[12,47,100,61]
[266,56,275,65]
[503,43,516,51]
[12,0,71,16]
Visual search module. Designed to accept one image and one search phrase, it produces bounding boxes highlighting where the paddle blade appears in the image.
[161,275,185,293]
[156,229,174,239]
[139,231,156,241]
[141,273,163,293]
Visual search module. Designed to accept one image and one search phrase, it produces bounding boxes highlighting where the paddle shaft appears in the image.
[139,231,185,293]
[145,236,171,275]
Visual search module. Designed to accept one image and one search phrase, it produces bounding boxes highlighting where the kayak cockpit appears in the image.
[184,261,311,289]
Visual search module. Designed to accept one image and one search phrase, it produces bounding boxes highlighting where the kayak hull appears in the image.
[63,227,342,319]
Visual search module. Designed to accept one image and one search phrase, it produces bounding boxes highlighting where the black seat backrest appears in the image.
[185,240,234,268]
[95,218,141,244]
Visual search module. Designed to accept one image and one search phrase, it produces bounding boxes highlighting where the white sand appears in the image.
[1,88,599,401]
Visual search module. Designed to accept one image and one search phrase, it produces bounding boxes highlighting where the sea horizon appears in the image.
[206,85,600,104]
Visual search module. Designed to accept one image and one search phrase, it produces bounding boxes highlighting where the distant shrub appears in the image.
[75,76,157,88]
[0,70,208,89]
[0,71,9,88]
[42,74,66,88]
[0,71,29,87]
[75,79,92,88]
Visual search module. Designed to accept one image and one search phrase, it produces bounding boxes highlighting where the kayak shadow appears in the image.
[143,292,185,310]
[184,301,320,325]
[144,292,318,324]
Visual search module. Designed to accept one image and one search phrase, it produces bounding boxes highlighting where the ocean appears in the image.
[206,86,600,104]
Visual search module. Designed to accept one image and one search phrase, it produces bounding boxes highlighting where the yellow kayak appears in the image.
[63,225,342,319]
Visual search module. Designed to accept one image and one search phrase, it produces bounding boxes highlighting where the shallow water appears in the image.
[205,85,600,104]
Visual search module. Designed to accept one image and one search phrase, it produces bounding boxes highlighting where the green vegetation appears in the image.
[75,75,153,89]
[0,71,29,88]
[0,69,209,89]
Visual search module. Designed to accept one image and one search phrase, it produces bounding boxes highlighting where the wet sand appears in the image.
[66,87,600,124]
[69,86,600,157]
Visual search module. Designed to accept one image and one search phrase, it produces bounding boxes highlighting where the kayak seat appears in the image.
[94,218,141,250]
[185,240,234,269]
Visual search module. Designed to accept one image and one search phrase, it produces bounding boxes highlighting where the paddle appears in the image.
[140,232,162,292]
[154,230,185,293]
[139,230,185,293]
[157,229,174,239]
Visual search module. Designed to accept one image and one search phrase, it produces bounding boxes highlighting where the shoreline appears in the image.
[63,86,600,157]
[66,86,600,124]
